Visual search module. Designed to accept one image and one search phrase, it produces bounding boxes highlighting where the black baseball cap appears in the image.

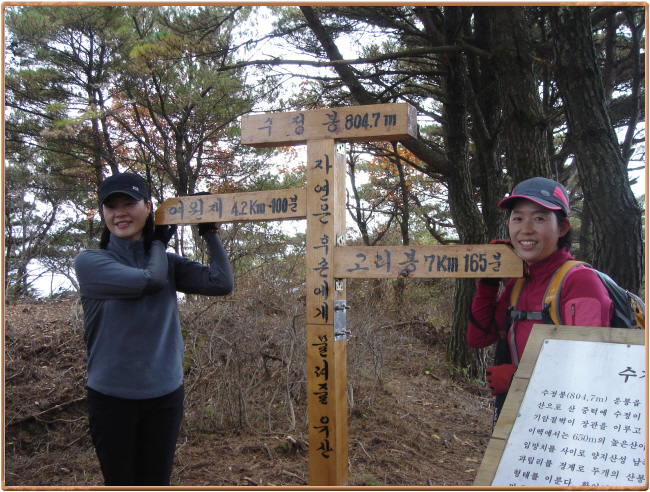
[99,173,149,206]
[498,177,570,215]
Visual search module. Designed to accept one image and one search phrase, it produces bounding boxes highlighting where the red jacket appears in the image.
[467,247,613,364]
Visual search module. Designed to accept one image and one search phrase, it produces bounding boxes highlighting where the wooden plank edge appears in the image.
[154,213,307,226]
[474,437,507,486]
[241,131,417,149]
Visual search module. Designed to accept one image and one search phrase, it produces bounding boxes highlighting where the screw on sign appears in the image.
[155,103,523,486]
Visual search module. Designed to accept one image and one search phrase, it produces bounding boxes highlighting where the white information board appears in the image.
[492,339,646,486]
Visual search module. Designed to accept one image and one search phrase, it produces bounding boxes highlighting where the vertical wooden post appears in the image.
[305,139,348,485]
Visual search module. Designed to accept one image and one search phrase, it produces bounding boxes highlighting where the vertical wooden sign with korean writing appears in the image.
[305,140,348,485]
[240,103,419,486]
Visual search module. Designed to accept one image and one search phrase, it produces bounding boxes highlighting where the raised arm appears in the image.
[75,240,169,299]
[174,231,234,296]
[467,280,513,349]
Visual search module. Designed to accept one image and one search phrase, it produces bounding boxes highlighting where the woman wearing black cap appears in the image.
[74,173,234,485]
[467,177,613,429]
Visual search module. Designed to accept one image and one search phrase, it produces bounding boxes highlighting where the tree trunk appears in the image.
[491,7,553,183]
[577,201,594,262]
[394,144,410,313]
[346,156,372,246]
[441,7,487,376]
[395,143,410,248]
[549,6,644,293]
[468,7,507,239]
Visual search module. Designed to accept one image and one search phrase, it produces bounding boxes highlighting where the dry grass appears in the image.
[4,275,494,487]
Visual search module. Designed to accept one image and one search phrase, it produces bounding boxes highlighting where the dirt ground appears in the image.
[4,297,494,488]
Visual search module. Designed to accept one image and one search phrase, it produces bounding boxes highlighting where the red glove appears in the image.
[480,240,512,287]
[489,239,512,247]
[486,364,516,396]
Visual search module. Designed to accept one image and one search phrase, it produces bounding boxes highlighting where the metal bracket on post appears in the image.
[334,300,351,341]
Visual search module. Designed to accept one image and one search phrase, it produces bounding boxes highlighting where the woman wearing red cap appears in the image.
[467,177,613,428]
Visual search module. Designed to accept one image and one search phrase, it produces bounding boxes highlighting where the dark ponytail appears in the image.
[142,210,156,252]
[99,225,111,250]
[554,210,572,252]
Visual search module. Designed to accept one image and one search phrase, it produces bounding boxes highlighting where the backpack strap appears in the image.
[542,260,586,325]
[627,292,646,329]
[508,278,526,326]
[508,278,544,323]
[510,278,526,312]
[507,278,527,367]
[507,261,585,364]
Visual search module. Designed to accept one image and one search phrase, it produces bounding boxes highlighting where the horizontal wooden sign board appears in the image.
[333,245,523,279]
[241,103,418,148]
[155,189,306,225]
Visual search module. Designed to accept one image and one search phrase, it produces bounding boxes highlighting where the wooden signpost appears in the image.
[155,189,307,225]
[155,102,524,486]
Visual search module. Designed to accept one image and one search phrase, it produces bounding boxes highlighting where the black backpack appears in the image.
[509,261,645,330]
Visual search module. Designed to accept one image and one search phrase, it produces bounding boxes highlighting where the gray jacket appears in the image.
[74,233,233,399]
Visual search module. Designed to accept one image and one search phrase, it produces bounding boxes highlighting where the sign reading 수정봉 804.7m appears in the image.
[492,339,645,487]
[240,103,418,148]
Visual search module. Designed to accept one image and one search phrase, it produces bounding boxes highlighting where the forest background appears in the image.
[4,5,646,377]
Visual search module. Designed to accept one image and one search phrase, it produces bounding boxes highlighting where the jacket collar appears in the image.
[527,247,574,276]
[106,234,146,257]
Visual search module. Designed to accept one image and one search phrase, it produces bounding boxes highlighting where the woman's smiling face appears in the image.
[102,193,151,242]
[508,199,570,265]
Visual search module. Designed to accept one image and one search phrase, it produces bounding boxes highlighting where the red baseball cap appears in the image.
[498,177,570,215]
